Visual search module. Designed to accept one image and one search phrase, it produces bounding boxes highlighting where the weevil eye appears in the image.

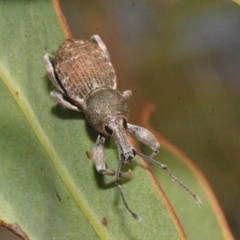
[122,118,127,129]
[105,125,113,135]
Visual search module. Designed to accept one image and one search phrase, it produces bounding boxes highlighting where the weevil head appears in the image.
[84,87,135,161]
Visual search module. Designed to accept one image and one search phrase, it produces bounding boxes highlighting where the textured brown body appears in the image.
[53,39,116,100]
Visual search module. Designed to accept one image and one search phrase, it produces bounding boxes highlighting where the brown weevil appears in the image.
[44,35,201,220]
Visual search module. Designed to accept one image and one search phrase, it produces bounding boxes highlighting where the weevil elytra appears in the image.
[44,35,201,220]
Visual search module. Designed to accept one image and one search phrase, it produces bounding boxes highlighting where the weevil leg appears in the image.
[94,135,140,220]
[44,54,65,94]
[122,90,132,100]
[128,125,202,207]
[50,91,82,112]
[90,35,111,60]
[127,123,160,160]
[93,134,132,178]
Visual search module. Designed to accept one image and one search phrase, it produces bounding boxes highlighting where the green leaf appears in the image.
[0,1,233,239]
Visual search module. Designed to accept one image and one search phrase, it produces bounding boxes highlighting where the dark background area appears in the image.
[58,0,240,239]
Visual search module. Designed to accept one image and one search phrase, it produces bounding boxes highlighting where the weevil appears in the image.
[44,35,201,220]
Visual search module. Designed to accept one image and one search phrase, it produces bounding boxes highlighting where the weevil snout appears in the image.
[105,116,136,162]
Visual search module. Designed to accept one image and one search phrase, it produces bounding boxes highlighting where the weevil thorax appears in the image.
[84,88,135,162]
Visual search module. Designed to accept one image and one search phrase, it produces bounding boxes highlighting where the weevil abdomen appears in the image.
[53,39,117,100]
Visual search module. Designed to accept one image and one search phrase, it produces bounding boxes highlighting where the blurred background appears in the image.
[2,0,240,239]
[58,0,240,238]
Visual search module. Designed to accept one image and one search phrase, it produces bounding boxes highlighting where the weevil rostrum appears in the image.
[44,35,201,220]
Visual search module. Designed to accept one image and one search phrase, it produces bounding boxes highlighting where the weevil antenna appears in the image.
[114,159,141,221]
[115,180,141,221]
[136,151,202,207]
